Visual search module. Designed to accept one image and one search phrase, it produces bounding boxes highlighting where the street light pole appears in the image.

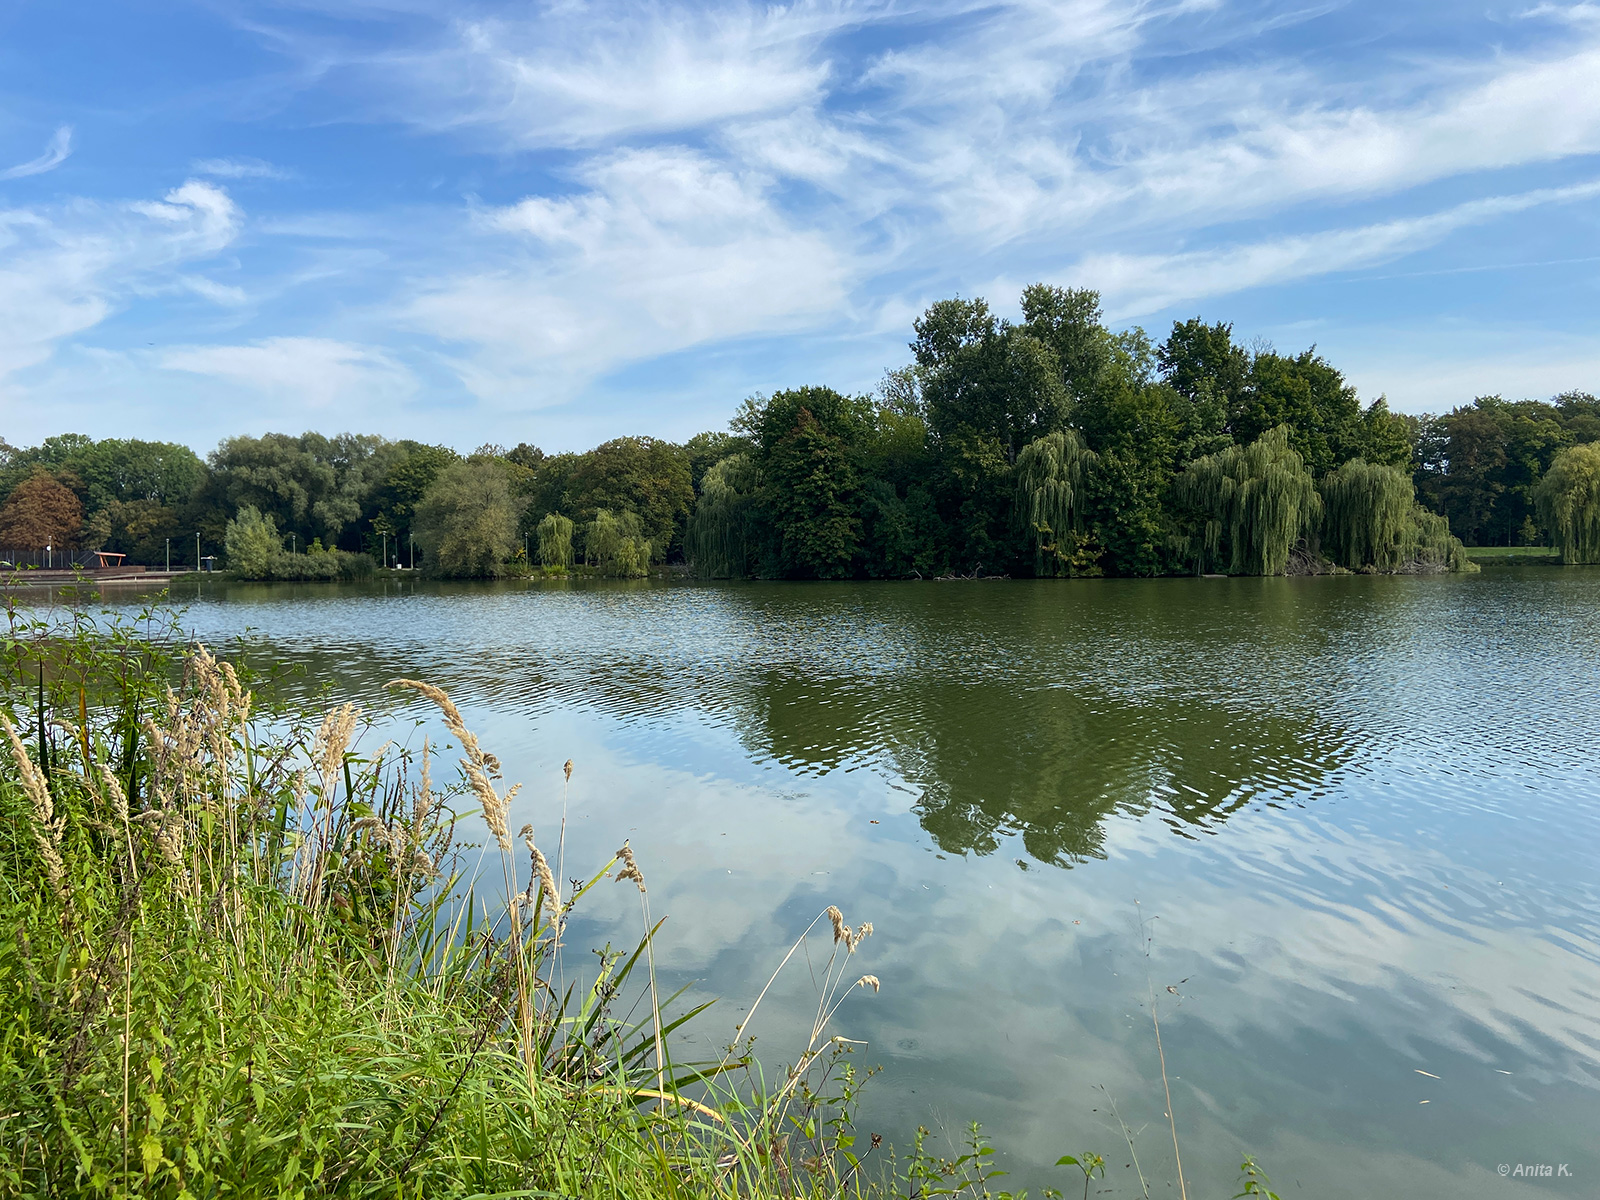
[195,531,200,572]
[166,537,170,571]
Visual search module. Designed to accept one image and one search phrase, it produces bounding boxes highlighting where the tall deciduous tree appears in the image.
[1237,350,1362,475]
[0,471,83,551]
[766,409,861,579]
[563,437,693,561]
[414,461,522,578]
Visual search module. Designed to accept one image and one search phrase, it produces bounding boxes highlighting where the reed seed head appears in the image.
[0,714,67,905]
[827,905,846,944]
[313,702,359,795]
[855,975,880,993]
[615,841,645,892]
[563,758,573,783]
[386,679,512,852]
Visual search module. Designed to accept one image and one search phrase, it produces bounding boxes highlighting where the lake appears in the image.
[58,568,1600,1197]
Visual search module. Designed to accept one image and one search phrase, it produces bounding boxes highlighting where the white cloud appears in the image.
[191,156,291,181]
[1082,179,1600,318]
[158,337,418,410]
[0,180,241,379]
[408,147,850,400]
[0,125,72,181]
[364,3,851,149]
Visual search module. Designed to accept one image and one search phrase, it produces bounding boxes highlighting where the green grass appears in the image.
[1462,546,1562,564]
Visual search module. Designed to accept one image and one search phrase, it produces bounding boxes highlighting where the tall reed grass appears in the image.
[0,602,891,1199]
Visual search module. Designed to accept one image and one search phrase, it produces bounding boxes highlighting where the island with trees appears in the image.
[4,287,1599,581]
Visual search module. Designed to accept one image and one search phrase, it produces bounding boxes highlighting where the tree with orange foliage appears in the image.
[0,470,83,550]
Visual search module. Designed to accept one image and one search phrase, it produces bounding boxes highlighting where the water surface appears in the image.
[54,570,1600,1197]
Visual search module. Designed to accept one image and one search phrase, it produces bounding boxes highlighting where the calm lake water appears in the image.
[57,569,1600,1196]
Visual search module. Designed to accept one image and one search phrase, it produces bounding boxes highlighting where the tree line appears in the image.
[4,286,1598,577]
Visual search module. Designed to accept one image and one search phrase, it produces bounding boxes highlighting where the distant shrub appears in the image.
[265,548,374,581]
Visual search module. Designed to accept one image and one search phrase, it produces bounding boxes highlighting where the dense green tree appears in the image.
[1555,391,1600,445]
[563,437,693,561]
[1237,350,1361,475]
[1076,356,1182,576]
[207,432,401,550]
[1020,284,1112,400]
[1158,319,1250,417]
[921,326,1070,460]
[765,408,861,579]
[1535,442,1600,564]
[937,429,1014,574]
[224,505,281,578]
[414,461,522,578]
[366,442,459,535]
[1415,397,1570,545]
[1354,398,1417,469]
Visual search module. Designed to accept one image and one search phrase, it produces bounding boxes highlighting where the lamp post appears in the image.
[292,533,297,555]
[165,537,170,571]
[409,530,414,570]
[195,532,201,572]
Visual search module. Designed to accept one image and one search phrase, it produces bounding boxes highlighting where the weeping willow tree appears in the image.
[1535,442,1600,564]
[535,512,574,571]
[1320,459,1476,573]
[685,453,761,579]
[586,509,650,577]
[1406,506,1477,573]
[1175,425,1321,575]
[1014,430,1097,576]
[1320,458,1414,571]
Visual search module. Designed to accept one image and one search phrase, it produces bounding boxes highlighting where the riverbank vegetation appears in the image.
[3,286,1593,577]
[0,608,904,1197]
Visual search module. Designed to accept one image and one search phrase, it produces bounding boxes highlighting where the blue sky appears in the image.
[2,0,1598,454]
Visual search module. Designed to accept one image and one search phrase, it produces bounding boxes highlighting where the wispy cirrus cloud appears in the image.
[158,337,417,410]
[408,146,850,401]
[1082,179,1600,318]
[0,180,240,380]
[191,156,292,181]
[0,126,73,180]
